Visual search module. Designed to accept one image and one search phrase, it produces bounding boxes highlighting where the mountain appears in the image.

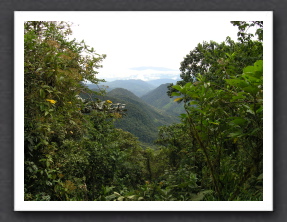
[103,88,178,144]
[87,79,156,97]
[141,83,185,116]
[146,78,179,87]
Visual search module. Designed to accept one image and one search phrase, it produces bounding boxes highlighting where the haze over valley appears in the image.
[84,78,184,144]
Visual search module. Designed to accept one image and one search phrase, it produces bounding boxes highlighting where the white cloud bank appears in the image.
[68,12,244,80]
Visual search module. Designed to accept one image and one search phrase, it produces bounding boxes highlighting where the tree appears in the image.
[167,33,263,98]
[24,21,106,200]
[166,21,264,200]
[24,22,147,201]
[231,21,263,42]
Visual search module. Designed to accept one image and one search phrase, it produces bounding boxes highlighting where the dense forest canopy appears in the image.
[24,21,263,201]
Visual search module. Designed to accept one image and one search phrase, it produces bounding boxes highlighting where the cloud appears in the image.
[98,68,181,81]
[127,72,180,81]
[130,66,178,72]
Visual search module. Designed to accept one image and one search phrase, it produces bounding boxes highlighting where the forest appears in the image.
[24,21,263,201]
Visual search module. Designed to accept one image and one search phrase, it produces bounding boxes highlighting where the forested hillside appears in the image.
[81,87,178,144]
[24,21,264,201]
[141,83,185,116]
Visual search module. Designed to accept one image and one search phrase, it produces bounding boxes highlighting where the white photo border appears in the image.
[14,11,273,211]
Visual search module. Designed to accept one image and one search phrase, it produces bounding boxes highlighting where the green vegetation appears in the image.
[141,83,185,116]
[24,21,263,201]
[81,87,177,144]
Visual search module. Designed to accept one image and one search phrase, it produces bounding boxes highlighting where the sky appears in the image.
[68,12,242,81]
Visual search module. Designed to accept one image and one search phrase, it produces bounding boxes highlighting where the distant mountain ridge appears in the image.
[86,78,180,97]
[146,79,179,87]
[87,79,156,97]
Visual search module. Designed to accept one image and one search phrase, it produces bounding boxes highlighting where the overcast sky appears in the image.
[69,12,242,81]
[17,11,271,82]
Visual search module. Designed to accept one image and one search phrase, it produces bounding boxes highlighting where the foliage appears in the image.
[231,21,263,42]
[24,21,264,202]
[141,83,185,116]
[167,35,263,97]
[161,21,264,201]
[24,21,146,201]
[170,59,263,200]
[24,21,106,200]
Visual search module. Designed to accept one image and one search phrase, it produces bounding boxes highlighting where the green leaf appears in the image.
[256,106,263,114]
[42,140,49,145]
[243,66,255,75]
[243,60,263,79]
[117,196,124,201]
[190,190,213,201]
[231,95,246,102]
[245,106,255,115]
[225,79,247,87]
[171,92,181,97]
[243,85,259,94]
[180,113,187,119]
[172,85,183,91]
[127,195,136,200]
[254,60,263,73]
[69,120,76,125]
[230,118,247,126]
[113,192,120,196]
[184,82,192,88]
[105,194,117,201]
[39,104,44,111]
[188,100,198,106]
[250,128,260,135]
[186,91,199,99]
[228,131,243,138]
[36,68,42,73]
[39,89,46,98]
[257,173,263,180]
[210,121,219,125]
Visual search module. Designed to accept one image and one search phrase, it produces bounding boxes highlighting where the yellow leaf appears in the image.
[174,97,183,102]
[46,99,57,104]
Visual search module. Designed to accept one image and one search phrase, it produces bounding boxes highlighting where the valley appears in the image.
[83,81,184,144]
